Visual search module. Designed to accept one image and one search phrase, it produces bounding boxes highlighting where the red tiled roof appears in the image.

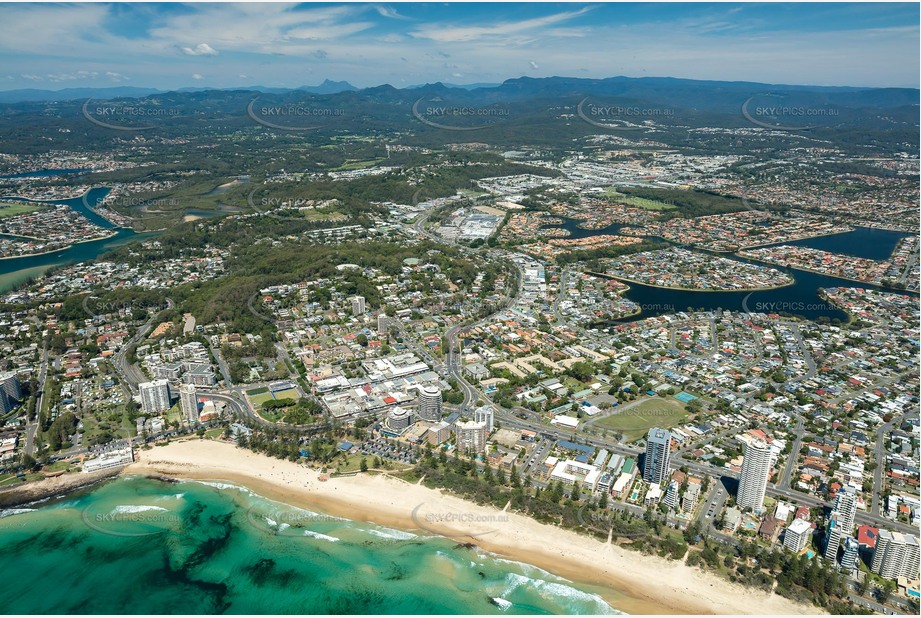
[857,525,879,548]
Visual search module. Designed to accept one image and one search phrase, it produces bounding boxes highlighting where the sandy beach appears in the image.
[126,439,819,615]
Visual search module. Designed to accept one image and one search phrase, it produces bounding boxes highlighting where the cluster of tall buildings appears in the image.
[139,379,201,423]
[817,484,920,582]
[824,484,858,565]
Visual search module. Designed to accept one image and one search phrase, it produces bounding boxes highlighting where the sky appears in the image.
[0,2,918,92]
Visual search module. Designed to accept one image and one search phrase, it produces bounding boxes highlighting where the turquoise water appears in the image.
[0,477,622,614]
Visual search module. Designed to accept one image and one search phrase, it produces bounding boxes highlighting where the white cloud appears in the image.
[191,73,204,80]
[0,3,915,90]
[373,5,406,20]
[409,7,594,43]
[181,43,218,56]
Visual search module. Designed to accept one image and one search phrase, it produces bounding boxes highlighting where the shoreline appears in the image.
[698,227,856,253]
[585,271,795,294]
[738,252,920,294]
[123,439,819,616]
[0,466,123,508]
[0,229,120,261]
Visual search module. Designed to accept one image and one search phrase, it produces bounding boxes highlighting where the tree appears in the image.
[855,577,869,597]
[570,482,581,501]
[360,457,368,472]
[567,361,595,383]
[875,580,895,604]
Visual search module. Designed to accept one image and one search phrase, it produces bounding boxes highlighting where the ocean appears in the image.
[0,476,622,614]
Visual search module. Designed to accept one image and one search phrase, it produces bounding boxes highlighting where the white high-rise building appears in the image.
[455,406,494,453]
[350,295,366,316]
[473,405,494,432]
[871,530,921,580]
[840,537,860,572]
[643,428,671,485]
[663,479,680,510]
[139,379,171,416]
[418,385,442,421]
[386,406,413,432]
[737,439,772,512]
[783,518,813,553]
[824,484,858,562]
[455,419,488,453]
[179,383,199,423]
[377,312,388,335]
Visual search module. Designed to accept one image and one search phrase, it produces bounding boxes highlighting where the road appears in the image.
[896,239,919,286]
[419,249,920,539]
[776,413,804,489]
[23,344,49,457]
[210,343,234,386]
[112,298,174,394]
[871,413,902,516]
[216,387,331,433]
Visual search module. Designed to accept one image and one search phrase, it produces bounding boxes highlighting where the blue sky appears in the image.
[0,2,917,91]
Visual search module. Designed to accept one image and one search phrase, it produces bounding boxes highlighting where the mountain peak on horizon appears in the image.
[297,79,358,94]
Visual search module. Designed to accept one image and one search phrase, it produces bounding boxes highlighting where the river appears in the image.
[0,186,145,292]
[545,217,916,322]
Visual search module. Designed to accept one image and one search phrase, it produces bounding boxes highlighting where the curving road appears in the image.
[113,298,174,394]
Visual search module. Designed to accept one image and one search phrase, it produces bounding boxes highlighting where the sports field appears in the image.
[595,397,689,442]
[247,388,275,407]
[272,387,301,401]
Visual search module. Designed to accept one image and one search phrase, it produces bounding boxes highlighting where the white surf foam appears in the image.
[111,505,167,514]
[365,527,418,540]
[303,530,340,542]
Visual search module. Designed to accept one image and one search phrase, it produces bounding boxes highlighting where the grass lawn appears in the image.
[247,386,269,395]
[249,391,275,408]
[204,428,225,439]
[273,388,301,401]
[0,202,43,218]
[603,188,676,211]
[255,406,284,423]
[0,474,23,487]
[333,158,385,171]
[594,397,690,442]
[43,460,76,473]
[334,453,409,474]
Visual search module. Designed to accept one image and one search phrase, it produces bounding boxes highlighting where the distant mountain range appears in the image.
[0,75,915,154]
[0,75,915,108]
[0,79,360,103]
